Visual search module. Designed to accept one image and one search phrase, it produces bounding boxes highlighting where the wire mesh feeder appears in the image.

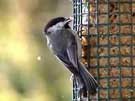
[72,0,135,101]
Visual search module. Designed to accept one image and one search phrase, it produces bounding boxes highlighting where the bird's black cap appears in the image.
[44,17,70,33]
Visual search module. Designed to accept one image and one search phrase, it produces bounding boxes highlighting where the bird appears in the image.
[43,17,98,95]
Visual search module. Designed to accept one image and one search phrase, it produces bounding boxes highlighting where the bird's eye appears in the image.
[47,31,51,35]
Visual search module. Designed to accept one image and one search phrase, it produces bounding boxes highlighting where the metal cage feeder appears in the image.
[72,0,135,101]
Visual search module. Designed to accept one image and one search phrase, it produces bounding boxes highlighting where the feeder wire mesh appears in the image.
[72,0,135,101]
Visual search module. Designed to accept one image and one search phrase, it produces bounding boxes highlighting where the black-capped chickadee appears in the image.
[44,17,98,95]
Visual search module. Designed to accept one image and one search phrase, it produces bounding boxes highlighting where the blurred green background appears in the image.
[0,0,72,101]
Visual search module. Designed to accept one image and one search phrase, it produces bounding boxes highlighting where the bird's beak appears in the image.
[65,17,73,24]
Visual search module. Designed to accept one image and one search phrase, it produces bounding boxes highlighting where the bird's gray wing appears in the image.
[66,36,79,70]
[56,50,79,74]
[56,29,80,73]
[56,51,72,67]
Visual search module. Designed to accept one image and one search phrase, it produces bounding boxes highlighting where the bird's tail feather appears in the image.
[78,63,98,95]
